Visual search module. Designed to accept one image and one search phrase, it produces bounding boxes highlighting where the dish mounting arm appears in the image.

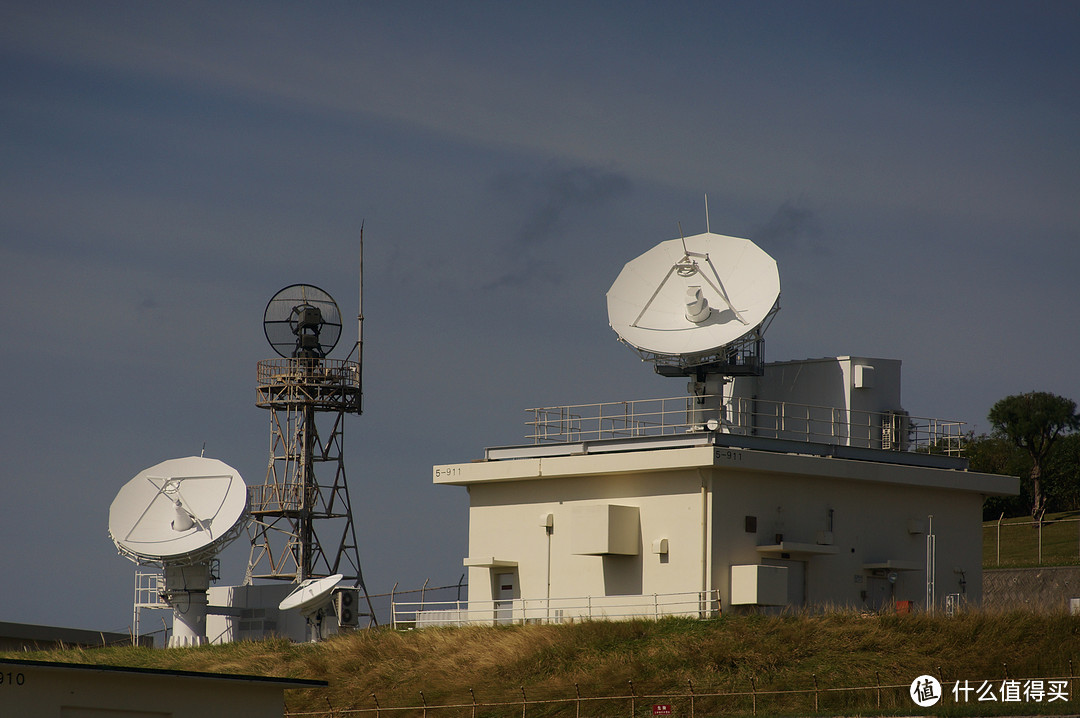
[631,250,748,328]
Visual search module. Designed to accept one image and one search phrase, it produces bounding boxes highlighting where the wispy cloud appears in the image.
[484,163,632,289]
[754,198,826,256]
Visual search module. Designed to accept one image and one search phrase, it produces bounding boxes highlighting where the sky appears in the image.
[2,1,1078,634]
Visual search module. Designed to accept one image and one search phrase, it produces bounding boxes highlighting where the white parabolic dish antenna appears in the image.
[278,574,344,615]
[108,456,248,564]
[606,232,780,359]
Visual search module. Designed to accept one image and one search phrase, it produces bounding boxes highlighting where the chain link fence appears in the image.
[984,516,1080,567]
[285,668,1078,717]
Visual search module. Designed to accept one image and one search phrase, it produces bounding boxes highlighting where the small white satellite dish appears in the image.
[606,232,780,359]
[108,456,248,564]
[279,574,345,642]
[279,574,344,615]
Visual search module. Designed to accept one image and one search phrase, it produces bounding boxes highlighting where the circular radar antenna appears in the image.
[264,284,343,359]
[606,232,780,371]
[108,456,248,565]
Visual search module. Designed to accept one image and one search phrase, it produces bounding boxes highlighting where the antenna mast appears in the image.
[357,221,364,413]
[247,282,376,625]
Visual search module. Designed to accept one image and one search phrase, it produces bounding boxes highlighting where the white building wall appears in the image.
[207,583,330,643]
[709,466,983,611]
[438,443,1014,616]
[465,470,707,605]
[727,357,904,448]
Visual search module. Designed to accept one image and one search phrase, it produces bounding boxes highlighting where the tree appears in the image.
[966,432,1031,519]
[1045,433,1080,512]
[988,392,1080,523]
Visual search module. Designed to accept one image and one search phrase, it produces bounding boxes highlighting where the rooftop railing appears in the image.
[392,590,721,629]
[525,395,965,456]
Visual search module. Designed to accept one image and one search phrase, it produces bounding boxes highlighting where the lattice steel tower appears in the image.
[245,280,375,623]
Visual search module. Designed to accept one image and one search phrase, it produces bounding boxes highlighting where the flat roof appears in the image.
[0,657,327,689]
[0,621,139,647]
[434,435,1019,497]
[485,431,967,470]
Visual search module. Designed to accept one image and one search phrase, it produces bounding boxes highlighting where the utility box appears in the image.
[571,504,640,555]
[730,564,788,606]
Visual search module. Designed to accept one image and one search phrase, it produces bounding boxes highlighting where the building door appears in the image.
[494,571,516,625]
[864,575,890,611]
[762,558,806,606]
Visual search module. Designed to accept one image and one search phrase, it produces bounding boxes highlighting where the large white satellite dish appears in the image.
[109,456,248,647]
[109,456,248,564]
[606,232,779,361]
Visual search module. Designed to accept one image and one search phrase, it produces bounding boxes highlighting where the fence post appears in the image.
[996,514,1003,566]
[521,686,527,718]
[470,688,477,718]
[1039,521,1043,564]
[371,693,380,718]
[575,683,581,718]
[875,671,881,710]
[813,673,819,713]
[688,678,695,718]
[628,680,636,717]
[750,676,757,716]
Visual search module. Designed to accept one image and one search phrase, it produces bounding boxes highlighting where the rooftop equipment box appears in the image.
[571,504,640,555]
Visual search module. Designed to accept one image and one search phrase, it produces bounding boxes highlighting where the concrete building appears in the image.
[423,358,1018,625]
[0,658,325,718]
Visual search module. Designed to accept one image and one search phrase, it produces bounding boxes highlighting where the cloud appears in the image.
[754,199,827,256]
[483,164,632,289]
[507,165,633,245]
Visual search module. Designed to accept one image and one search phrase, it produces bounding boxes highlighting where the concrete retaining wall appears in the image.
[983,566,1080,612]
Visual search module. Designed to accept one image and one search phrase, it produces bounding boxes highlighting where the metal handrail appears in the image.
[525,395,965,456]
[392,589,721,629]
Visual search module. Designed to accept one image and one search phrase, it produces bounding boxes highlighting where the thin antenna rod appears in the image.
[357,220,364,413]
[678,221,688,256]
[704,193,710,234]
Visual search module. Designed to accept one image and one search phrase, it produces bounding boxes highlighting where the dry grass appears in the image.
[6,610,1080,716]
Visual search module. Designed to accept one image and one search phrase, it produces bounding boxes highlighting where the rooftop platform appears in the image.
[484,394,968,470]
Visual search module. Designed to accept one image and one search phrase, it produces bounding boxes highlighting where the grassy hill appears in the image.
[7,611,1080,716]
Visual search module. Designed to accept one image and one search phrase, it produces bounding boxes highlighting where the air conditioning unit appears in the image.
[333,588,359,627]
